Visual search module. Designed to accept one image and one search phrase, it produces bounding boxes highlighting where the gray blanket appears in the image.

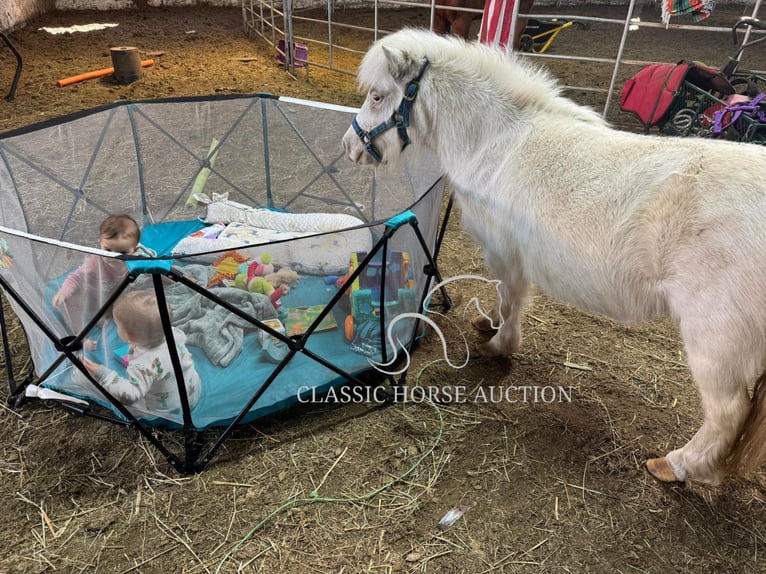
[165,264,278,367]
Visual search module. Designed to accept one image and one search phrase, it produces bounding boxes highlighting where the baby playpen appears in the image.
[0,93,448,473]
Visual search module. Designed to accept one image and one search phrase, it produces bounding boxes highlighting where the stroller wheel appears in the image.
[519,34,534,53]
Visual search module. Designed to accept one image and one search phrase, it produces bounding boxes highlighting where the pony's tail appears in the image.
[726,373,766,478]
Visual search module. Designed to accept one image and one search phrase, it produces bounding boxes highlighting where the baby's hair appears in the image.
[113,290,169,347]
[100,214,140,243]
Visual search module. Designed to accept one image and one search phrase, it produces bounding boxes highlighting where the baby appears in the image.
[83,290,201,421]
[53,214,153,349]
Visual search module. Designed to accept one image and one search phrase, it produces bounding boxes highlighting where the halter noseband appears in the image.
[352,58,430,163]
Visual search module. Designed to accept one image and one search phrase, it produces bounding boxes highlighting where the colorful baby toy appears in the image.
[232,254,300,309]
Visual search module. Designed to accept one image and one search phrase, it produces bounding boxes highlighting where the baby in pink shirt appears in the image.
[53,214,149,349]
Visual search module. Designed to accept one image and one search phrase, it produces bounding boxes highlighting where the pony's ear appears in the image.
[382,46,421,84]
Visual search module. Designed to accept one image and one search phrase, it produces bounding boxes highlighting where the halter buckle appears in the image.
[403,81,419,102]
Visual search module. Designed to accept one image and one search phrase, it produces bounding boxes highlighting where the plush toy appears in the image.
[264,267,300,289]
[208,250,249,287]
[247,277,273,296]
[246,276,288,309]
[235,253,275,288]
[269,285,288,308]
[231,255,298,310]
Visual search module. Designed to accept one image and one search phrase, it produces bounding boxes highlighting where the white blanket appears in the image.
[171,200,373,274]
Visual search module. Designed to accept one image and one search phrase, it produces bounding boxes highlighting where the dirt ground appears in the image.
[1,4,765,574]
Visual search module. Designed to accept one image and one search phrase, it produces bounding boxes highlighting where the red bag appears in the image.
[620,60,734,129]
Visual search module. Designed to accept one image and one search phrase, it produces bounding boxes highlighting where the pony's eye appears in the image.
[371,93,383,104]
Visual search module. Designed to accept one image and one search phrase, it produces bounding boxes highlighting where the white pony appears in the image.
[342,28,766,486]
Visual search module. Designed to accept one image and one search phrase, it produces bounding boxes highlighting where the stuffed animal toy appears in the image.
[234,266,300,310]
[264,267,300,289]
[236,253,275,287]
[246,277,288,309]
[208,250,249,287]
[231,256,298,310]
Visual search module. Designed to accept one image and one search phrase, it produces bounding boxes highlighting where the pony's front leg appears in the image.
[470,298,501,333]
[647,327,753,484]
[475,276,530,358]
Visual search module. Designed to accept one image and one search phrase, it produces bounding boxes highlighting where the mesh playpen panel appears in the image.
[0,94,447,471]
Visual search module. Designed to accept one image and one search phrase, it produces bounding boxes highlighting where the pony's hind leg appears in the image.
[648,318,756,484]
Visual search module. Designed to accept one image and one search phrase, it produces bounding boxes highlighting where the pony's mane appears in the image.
[358,28,604,126]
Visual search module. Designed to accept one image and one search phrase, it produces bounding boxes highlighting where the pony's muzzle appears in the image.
[342,128,376,165]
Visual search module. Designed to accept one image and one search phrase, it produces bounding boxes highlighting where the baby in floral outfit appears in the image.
[83,290,201,422]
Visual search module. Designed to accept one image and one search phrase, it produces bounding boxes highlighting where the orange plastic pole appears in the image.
[56,59,155,88]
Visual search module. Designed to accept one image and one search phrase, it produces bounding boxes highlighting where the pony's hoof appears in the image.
[475,340,516,359]
[646,457,683,483]
[475,341,502,358]
[471,315,497,333]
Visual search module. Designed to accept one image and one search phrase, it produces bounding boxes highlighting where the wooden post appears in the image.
[110,46,143,84]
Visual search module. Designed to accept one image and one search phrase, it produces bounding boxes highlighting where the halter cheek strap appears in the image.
[352,58,430,162]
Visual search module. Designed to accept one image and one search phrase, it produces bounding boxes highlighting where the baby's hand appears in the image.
[51,292,63,309]
[82,358,103,378]
[83,339,98,352]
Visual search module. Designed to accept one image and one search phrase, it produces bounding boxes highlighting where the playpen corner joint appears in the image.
[384,211,417,231]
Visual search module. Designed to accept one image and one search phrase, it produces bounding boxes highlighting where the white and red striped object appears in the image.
[479,0,517,47]
[479,0,533,51]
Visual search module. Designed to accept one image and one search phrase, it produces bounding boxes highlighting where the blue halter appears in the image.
[351,58,430,163]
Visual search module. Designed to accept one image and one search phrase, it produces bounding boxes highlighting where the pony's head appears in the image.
[342,28,597,169]
[342,29,458,166]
